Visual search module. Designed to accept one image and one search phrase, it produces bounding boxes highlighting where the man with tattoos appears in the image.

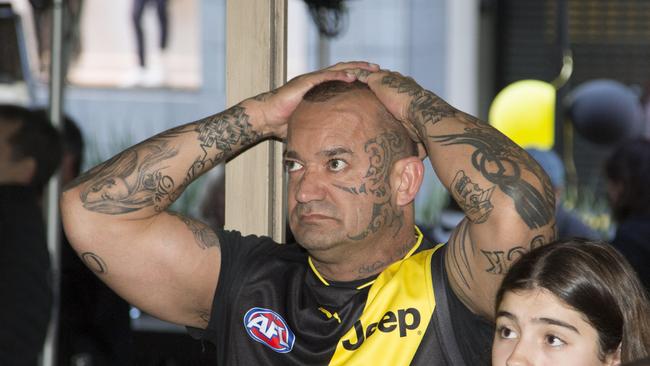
[60,62,555,365]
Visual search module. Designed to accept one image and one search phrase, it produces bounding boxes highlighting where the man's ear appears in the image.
[392,156,424,207]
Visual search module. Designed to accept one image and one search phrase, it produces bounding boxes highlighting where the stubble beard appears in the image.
[289,201,348,250]
[291,220,349,252]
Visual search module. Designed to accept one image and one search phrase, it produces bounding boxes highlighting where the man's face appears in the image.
[285,92,407,253]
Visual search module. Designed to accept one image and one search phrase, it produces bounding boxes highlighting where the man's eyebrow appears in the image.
[284,150,300,160]
[319,147,353,158]
[536,317,580,334]
[284,147,353,160]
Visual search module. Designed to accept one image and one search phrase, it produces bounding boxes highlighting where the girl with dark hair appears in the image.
[492,239,650,366]
[606,138,650,292]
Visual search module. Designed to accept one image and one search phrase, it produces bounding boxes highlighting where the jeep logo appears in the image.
[342,308,421,350]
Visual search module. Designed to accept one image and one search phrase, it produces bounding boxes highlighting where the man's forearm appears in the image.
[426,104,553,229]
[64,99,266,217]
[378,74,555,230]
[428,109,554,229]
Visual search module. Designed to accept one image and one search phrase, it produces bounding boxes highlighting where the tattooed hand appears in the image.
[249,62,379,139]
[346,68,450,145]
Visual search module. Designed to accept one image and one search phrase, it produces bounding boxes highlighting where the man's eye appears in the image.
[545,335,566,347]
[497,326,517,339]
[327,159,348,172]
[284,160,303,172]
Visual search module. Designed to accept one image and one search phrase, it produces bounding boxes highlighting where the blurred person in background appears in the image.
[0,104,61,366]
[605,138,650,292]
[526,148,600,240]
[493,239,650,366]
[28,0,83,75]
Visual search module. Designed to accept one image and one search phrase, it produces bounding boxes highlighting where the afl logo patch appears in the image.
[243,307,295,353]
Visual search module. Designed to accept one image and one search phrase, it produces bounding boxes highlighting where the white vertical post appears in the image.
[225,0,287,241]
[42,0,65,364]
[445,0,479,115]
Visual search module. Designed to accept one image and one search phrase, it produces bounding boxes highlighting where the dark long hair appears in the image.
[496,239,650,362]
[605,138,650,221]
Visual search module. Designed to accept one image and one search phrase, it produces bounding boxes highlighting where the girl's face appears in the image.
[492,288,621,366]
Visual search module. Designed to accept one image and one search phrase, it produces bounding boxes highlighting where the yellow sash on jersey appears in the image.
[328,242,444,366]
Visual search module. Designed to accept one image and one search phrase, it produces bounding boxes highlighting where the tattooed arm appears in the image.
[60,62,379,328]
[352,69,556,318]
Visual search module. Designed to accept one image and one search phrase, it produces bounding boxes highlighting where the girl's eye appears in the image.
[545,335,566,347]
[328,159,348,172]
[498,326,518,339]
[285,160,303,172]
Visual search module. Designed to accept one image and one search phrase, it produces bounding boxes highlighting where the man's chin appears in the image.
[293,229,345,251]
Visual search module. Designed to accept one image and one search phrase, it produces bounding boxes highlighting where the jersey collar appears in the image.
[308,226,425,290]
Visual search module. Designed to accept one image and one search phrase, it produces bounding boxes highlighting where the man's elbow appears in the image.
[59,188,91,252]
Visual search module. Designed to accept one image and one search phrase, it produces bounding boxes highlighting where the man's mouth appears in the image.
[299,213,335,222]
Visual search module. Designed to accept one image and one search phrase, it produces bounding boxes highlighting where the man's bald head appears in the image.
[301,80,418,157]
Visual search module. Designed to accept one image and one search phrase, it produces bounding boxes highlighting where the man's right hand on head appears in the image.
[249,61,380,139]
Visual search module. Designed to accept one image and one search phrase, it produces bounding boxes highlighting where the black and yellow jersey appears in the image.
[189,227,493,365]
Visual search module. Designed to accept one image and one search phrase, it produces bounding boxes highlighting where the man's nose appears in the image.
[295,168,326,203]
[506,340,533,366]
